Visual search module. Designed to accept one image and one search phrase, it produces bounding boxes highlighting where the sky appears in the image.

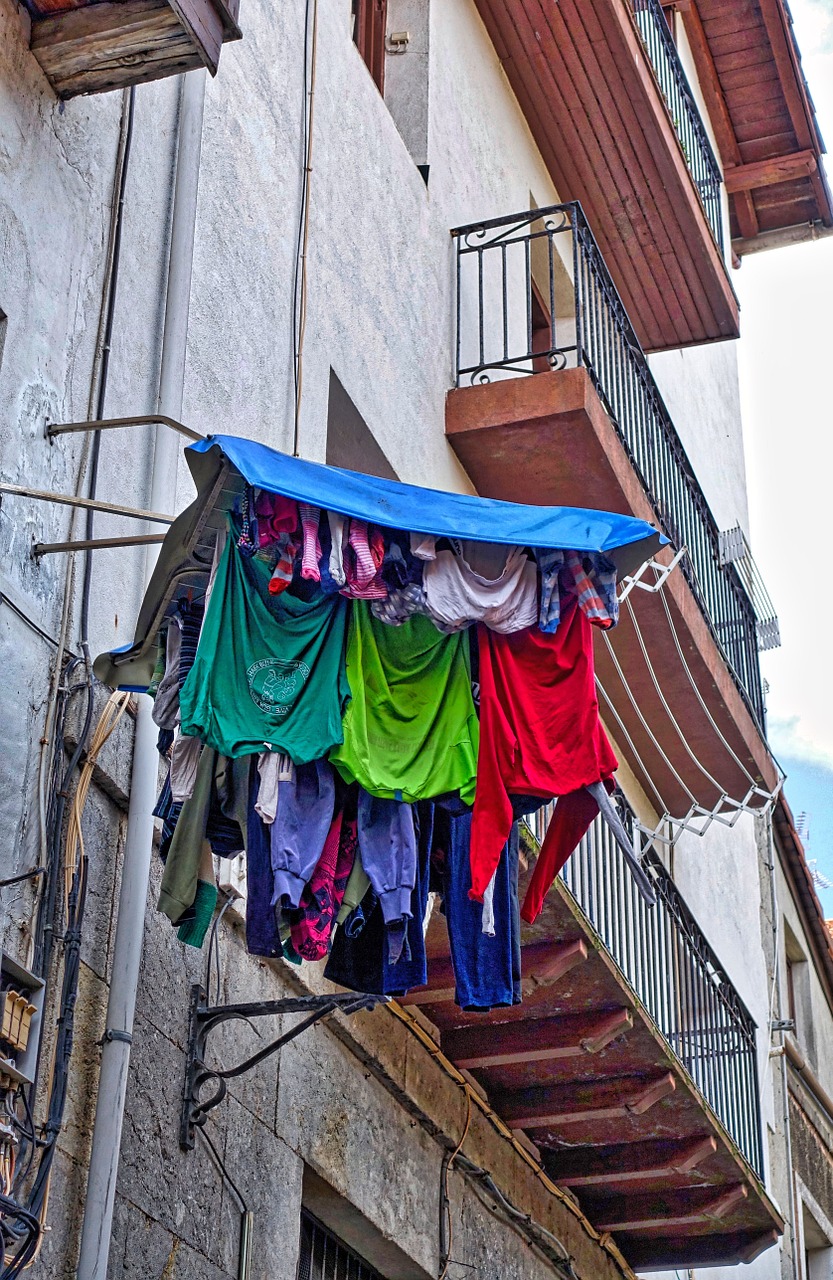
[734,0,833,915]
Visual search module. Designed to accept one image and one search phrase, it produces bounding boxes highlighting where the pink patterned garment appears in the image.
[341,521,388,600]
[298,503,323,581]
[289,809,358,961]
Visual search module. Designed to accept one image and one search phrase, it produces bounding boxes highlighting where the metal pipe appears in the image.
[0,483,173,525]
[34,534,166,557]
[76,69,207,1280]
[47,413,204,441]
[764,812,800,1278]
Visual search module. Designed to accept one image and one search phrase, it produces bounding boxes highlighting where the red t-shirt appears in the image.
[469,594,617,903]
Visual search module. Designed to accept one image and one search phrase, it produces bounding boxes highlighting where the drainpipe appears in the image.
[76,69,206,1280]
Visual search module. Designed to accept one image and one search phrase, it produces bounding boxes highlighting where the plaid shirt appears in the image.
[535,548,619,632]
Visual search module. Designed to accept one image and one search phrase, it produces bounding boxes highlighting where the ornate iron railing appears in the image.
[452,202,765,726]
[527,800,764,1176]
[631,0,724,251]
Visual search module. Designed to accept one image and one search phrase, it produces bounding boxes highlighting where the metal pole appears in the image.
[76,68,207,1280]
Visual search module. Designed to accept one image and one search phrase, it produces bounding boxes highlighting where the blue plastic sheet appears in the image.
[188,435,662,556]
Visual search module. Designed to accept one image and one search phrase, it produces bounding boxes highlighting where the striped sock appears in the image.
[268,533,298,594]
[299,503,322,581]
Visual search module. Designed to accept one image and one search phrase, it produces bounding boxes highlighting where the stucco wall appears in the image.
[0,1,812,1278]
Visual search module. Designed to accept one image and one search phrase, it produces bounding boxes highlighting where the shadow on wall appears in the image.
[327,371,398,480]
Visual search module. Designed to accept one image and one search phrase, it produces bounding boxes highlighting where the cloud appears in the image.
[768,716,833,773]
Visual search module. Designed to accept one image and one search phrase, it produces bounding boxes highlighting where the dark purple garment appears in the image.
[245,760,282,958]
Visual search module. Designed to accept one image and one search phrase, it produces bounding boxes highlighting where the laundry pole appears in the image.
[76,69,206,1280]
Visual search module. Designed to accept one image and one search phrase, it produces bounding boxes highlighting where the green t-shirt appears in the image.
[330,603,478,805]
[179,533,349,762]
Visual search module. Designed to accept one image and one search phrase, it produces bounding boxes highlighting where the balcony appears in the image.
[446,202,779,823]
[408,800,783,1270]
[22,0,241,99]
[471,0,738,351]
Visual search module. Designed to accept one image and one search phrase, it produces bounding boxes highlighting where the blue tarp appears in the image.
[188,436,662,557]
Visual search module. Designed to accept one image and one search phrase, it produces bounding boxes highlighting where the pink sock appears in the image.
[347,519,376,588]
[299,504,322,581]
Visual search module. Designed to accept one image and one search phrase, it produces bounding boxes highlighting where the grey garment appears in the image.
[357,791,416,925]
[151,616,183,730]
[170,732,203,803]
[255,751,294,825]
[270,759,336,908]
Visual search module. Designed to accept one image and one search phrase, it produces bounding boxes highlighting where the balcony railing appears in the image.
[526,800,764,1177]
[452,202,766,726]
[631,0,725,252]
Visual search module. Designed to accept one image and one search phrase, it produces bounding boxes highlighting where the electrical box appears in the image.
[0,954,45,1087]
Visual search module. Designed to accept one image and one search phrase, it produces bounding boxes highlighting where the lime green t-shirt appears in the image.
[179,533,349,762]
[330,603,478,805]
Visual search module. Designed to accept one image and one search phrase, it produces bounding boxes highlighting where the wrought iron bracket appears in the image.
[180,984,385,1149]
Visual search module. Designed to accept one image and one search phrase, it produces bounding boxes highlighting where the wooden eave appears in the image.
[404,857,783,1270]
[682,0,833,250]
[472,0,739,352]
[446,369,780,819]
[21,0,241,97]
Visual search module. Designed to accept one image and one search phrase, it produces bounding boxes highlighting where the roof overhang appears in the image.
[472,0,739,351]
[681,0,833,252]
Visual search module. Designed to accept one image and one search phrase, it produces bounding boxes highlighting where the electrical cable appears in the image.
[291,0,320,455]
[196,1124,248,1214]
[438,1087,471,1280]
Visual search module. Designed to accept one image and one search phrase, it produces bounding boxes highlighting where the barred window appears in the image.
[297,1210,386,1280]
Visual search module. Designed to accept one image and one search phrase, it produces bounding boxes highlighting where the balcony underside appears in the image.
[403,864,782,1271]
[681,0,833,250]
[472,0,739,352]
[446,370,779,818]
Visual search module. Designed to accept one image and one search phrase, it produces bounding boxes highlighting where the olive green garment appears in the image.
[330,603,479,805]
[179,531,350,763]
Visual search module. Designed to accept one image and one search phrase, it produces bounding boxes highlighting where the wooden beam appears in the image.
[401,939,588,1006]
[596,1184,748,1231]
[682,2,759,239]
[442,1008,633,1069]
[738,1229,781,1262]
[724,149,817,192]
[551,1135,717,1187]
[500,1071,676,1129]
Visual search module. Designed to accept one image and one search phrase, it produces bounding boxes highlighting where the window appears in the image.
[298,1210,385,1280]
[353,0,388,94]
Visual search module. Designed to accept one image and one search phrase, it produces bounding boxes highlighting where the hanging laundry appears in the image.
[288,795,357,962]
[151,614,183,730]
[536,548,619,633]
[423,541,538,634]
[341,520,387,600]
[356,790,417,934]
[157,746,217,925]
[298,503,323,581]
[179,529,349,762]
[438,811,521,1012]
[327,511,347,587]
[255,490,298,543]
[255,751,294,825]
[468,592,618,902]
[266,532,299,596]
[169,731,202,803]
[236,486,259,556]
[330,602,479,806]
[335,844,372,927]
[410,532,436,561]
[270,760,336,909]
[245,760,284,959]
[324,802,435,996]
